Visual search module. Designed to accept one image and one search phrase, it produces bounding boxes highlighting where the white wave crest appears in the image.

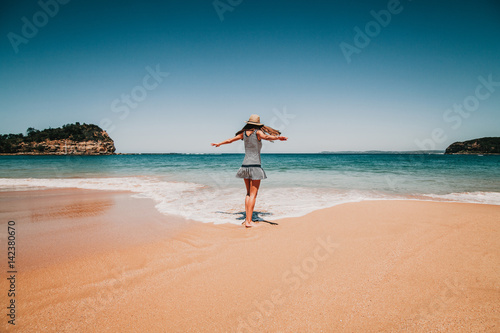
[421,192,500,206]
[0,178,499,224]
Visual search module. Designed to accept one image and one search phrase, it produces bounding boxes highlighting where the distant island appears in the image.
[0,123,116,155]
[445,137,500,155]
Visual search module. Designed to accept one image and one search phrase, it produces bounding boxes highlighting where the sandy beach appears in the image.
[1,189,499,332]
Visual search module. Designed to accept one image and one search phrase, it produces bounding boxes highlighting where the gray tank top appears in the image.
[241,130,262,166]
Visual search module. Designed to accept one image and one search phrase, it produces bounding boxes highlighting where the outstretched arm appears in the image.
[256,130,288,142]
[211,133,244,147]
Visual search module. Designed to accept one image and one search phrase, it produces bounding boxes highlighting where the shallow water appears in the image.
[1,154,499,224]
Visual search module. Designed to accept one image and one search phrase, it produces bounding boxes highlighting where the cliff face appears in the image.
[445,137,500,155]
[19,135,115,155]
[0,123,116,155]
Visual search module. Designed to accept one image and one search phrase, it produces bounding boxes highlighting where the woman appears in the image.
[211,114,288,228]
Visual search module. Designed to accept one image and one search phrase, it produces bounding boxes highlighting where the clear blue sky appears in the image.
[1,0,499,153]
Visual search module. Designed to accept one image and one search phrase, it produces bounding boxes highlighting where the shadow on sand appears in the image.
[215,211,279,225]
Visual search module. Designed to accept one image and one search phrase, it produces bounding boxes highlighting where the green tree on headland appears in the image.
[0,123,111,154]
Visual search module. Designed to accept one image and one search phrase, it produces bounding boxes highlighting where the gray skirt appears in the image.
[236,164,267,180]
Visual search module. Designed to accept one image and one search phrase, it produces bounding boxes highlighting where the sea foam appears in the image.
[0,177,499,224]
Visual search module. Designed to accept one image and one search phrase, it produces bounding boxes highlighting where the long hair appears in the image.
[235,124,281,137]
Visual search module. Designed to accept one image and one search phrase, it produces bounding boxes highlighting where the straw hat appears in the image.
[245,114,263,126]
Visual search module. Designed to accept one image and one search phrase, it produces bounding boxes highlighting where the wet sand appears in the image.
[1,190,499,332]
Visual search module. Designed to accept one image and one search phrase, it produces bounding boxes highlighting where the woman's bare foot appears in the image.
[243,220,260,228]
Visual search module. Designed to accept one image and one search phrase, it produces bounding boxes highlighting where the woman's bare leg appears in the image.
[244,178,250,214]
[244,179,260,227]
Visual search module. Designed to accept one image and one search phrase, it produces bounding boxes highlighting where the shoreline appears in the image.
[1,183,499,225]
[1,189,499,331]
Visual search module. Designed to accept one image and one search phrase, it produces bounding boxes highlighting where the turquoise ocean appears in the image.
[0,154,499,224]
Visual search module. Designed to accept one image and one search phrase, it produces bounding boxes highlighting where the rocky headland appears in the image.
[0,123,116,155]
[444,137,500,155]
